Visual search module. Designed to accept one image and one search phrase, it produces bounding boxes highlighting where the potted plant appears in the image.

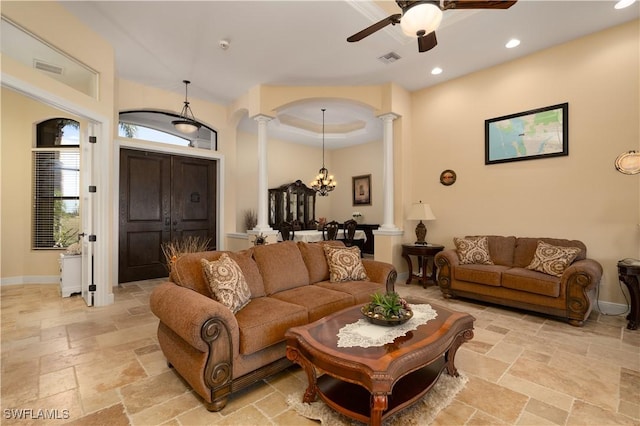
[361,292,413,326]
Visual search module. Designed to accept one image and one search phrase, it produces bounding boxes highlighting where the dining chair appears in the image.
[343,219,358,247]
[279,222,295,241]
[291,219,303,231]
[307,219,319,230]
[323,221,339,240]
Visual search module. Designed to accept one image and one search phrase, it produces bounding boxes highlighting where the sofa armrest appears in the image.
[563,258,603,287]
[435,249,460,268]
[561,258,603,325]
[361,259,397,293]
[435,249,459,297]
[150,281,240,355]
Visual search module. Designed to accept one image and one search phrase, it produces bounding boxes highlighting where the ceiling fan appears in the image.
[347,1,517,53]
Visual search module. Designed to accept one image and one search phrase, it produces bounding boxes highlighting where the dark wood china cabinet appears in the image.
[269,180,316,230]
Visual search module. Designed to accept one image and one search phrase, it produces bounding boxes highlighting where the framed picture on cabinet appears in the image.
[352,174,371,206]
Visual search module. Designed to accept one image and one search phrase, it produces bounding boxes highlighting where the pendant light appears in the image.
[172,80,201,134]
[309,108,336,196]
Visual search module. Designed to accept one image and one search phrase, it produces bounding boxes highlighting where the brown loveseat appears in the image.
[434,236,602,327]
[150,241,397,411]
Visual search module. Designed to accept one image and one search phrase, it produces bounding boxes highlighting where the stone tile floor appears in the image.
[1,278,638,425]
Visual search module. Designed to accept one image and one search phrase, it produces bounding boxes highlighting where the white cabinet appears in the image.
[59,254,81,297]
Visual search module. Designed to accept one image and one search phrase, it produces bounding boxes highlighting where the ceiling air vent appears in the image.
[34,59,64,75]
[378,52,401,64]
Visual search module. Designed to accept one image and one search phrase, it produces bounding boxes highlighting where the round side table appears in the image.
[401,244,444,288]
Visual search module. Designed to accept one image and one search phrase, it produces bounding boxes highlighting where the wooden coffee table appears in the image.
[285,303,475,426]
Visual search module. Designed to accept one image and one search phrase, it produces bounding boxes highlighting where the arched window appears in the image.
[33,118,80,249]
[118,110,217,150]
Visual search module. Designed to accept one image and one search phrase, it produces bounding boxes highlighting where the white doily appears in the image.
[337,304,438,348]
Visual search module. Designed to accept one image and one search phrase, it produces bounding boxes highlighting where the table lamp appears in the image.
[407,201,436,245]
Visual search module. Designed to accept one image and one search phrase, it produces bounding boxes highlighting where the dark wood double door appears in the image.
[119,149,217,283]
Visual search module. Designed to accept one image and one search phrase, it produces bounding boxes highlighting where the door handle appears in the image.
[164,218,170,226]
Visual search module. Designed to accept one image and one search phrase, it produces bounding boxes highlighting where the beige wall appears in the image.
[116,79,239,243]
[235,131,385,230]
[1,2,115,119]
[236,130,329,228]
[411,20,639,305]
[330,140,384,225]
[2,1,637,308]
[1,88,85,279]
[1,1,115,287]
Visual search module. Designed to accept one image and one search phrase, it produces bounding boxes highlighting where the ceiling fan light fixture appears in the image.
[172,80,201,134]
[400,1,443,37]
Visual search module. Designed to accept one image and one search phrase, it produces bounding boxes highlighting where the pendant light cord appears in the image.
[183,79,190,106]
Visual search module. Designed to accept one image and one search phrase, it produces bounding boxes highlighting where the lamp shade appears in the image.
[400,1,443,37]
[173,120,200,134]
[407,202,436,221]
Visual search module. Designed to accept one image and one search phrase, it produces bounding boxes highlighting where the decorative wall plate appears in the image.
[615,151,640,175]
[440,169,457,186]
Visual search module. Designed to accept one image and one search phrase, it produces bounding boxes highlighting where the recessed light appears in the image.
[431,67,443,75]
[505,39,521,49]
[615,0,636,9]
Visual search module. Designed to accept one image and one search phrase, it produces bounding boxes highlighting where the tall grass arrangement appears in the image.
[244,209,257,232]
[161,236,211,272]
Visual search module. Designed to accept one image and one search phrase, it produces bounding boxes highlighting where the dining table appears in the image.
[279,229,367,243]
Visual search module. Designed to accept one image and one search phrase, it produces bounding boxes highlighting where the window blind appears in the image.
[32,149,80,249]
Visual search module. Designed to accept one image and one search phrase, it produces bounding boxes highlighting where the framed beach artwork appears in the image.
[352,174,371,206]
[485,103,568,165]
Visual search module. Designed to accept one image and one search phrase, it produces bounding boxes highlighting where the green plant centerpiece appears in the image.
[361,292,413,326]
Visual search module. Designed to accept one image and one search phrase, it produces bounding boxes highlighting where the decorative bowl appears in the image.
[361,305,413,326]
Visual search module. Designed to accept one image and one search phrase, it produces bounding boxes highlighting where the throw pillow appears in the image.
[526,240,581,277]
[323,245,369,283]
[201,253,251,313]
[454,236,494,265]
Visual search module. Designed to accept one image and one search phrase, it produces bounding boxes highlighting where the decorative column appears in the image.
[372,113,402,266]
[253,115,273,232]
[379,113,400,231]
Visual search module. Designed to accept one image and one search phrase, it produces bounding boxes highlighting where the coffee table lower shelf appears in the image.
[316,356,446,424]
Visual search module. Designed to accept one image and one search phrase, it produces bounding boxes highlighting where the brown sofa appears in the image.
[150,240,397,411]
[434,236,602,327]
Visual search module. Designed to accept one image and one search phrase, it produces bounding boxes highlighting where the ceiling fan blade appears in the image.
[347,13,402,42]
[443,0,517,10]
[418,31,438,52]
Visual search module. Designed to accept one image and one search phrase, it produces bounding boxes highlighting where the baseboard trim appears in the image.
[593,300,629,316]
[397,271,409,283]
[1,275,59,286]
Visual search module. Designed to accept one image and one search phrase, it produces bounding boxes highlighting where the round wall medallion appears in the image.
[615,151,640,175]
[440,169,457,186]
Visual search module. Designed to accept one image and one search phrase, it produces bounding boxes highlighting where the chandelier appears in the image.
[172,80,201,134]
[309,108,336,196]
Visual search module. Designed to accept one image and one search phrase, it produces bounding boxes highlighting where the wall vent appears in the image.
[378,52,401,64]
[34,59,64,75]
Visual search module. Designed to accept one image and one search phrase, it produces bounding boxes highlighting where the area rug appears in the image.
[286,372,468,425]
